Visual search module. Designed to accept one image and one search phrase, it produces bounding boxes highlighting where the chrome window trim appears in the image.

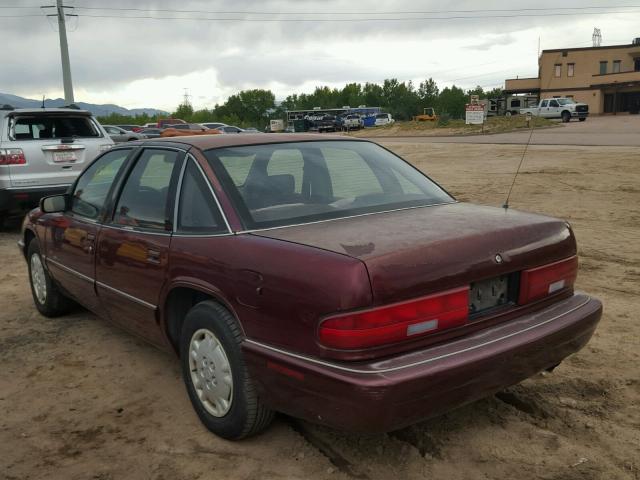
[96,281,157,310]
[172,157,188,232]
[236,201,458,235]
[5,184,71,191]
[45,256,94,284]
[244,296,592,375]
[187,154,233,234]
[100,223,172,237]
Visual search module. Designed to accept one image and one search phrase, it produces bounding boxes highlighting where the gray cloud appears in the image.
[0,0,635,104]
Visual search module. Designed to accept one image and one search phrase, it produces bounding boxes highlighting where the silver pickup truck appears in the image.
[520,97,589,122]
[0,105,113,225]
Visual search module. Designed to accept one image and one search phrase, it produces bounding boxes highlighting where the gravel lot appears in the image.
[1,141,639,480]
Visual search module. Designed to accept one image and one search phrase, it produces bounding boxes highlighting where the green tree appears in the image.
[173,102,194,121]
[418,78,439,107]
[438,85,467,119]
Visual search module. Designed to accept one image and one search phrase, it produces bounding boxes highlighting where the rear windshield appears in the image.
[11,115,100,140]
[205,140,453,229]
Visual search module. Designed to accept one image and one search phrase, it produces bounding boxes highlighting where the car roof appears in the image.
[134,133,362,150]
[3,107,93,115]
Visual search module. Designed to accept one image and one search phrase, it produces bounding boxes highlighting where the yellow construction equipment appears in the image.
[413,107,438,121]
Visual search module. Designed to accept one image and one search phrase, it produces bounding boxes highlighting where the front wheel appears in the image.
[180,301,273,440]
[505,111,512,117]
[27,240,74,317]
[561,111,571,123]
[579,117,586,122]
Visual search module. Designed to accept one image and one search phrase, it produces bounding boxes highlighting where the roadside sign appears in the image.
[465,104,484,125]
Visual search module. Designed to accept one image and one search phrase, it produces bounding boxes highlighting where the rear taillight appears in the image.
[518,256,578,305]
[319,287,469,350]
[0,148,26,165]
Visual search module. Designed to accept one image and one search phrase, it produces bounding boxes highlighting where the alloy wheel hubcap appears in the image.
[30,254,47,305]
[189,328,233,417]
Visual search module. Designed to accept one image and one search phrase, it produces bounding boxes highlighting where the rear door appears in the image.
[45,147,132,313]
[95,147,184,345]
[6,112,109,188]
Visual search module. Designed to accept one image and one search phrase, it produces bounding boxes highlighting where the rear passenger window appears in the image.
[114,149,181,230]
[71,149,130,220]
[178,160,226,233]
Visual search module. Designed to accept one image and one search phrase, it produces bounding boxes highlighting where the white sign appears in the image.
[465,104,485,125]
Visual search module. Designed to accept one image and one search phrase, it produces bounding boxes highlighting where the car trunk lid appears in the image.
[251,202,576,305]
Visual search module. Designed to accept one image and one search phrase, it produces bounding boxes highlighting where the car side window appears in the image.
[549,100,559,108]
[177,160,226,233]
[540,100,548,107]
[114,149,182,230]
[71,149,131,220]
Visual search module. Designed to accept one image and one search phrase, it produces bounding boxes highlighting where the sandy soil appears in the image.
[1,142,639,480]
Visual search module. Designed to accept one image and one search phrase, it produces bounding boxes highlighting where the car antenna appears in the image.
[503,50,563,210]
[41,95,45,109]
[502,124,535,210]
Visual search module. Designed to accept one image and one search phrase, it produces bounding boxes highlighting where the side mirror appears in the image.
[40,194,68,213]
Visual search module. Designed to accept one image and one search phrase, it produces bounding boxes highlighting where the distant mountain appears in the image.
[0,92,168,117]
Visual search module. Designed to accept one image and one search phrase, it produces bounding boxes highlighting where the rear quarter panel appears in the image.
[165,233,373,357]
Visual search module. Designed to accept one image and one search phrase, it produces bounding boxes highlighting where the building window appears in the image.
[554,64,562,77]
[613,60,621,73]
[567,63,575,77]
[599,61,608,75]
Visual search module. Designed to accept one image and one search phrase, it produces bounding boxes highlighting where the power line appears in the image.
[66,10,640,22]
[69,4,640,15]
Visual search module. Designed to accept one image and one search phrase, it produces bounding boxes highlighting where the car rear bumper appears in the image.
[0,184,70,213]
[243,292,602,433]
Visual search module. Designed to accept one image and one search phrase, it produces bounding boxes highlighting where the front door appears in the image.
[95,147,184,346]
[45,148,132,313]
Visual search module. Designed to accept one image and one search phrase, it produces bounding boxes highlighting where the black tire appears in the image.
[180,301,274,440]
[561,111,571,123]
[579,117,586,122]
[27,240,74,317]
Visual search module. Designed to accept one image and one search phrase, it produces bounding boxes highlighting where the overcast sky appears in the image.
[2,0,639,110]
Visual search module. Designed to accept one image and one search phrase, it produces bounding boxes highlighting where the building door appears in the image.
[604,94,615,113]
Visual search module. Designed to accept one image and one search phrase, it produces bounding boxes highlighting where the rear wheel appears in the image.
[27,240,74,317]
[561,111,571,123]
[505,111,512,117]
[180,301,273,439]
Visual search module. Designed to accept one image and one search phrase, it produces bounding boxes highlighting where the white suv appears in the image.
[0,105,113,224]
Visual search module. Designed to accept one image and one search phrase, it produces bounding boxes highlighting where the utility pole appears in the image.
[42,1,76,103]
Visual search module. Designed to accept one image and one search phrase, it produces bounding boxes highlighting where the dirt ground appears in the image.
[1,142,639,480]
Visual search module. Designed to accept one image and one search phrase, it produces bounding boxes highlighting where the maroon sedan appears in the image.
[19,134,602,439]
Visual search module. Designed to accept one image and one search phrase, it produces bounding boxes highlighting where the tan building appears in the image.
[505,39,640,114]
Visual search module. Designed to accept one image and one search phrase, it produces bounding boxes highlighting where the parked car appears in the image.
[103,125,146,142]
[143,122,158,128]
[20,134,602,440]
[520,98,589,122]
[374,113,395,126]
[242,127,261,133]
[167,123,207,131]
[138,127,163,138]
[157,118,186,128]
[310,115,337,133]
[214,125,245,134]
[0,104,113,226]
[116,124,143,133]
[200,122,227,130]
[342,114,364,130]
